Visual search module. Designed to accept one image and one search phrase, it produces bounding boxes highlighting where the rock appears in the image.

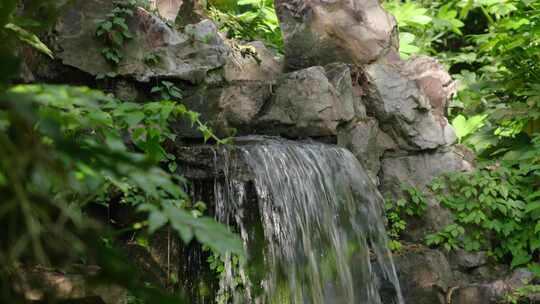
[177,64,357,139]
[150,0,183,21]
[257,65,355,137]
[450,249,488,271]
[337,118,395,182]
[54,0,282,85]
[223,41,283,82]
[14,266,127,304]
[380,148,473,241]
[175,0,207,27]
[274,0,398,70]
[403,56,457,117]
[362,62,456,151]
[172,80,273,138]
[451,268,535,304]
[380,148,473,196]
[113,79,139,102]
[392,245,452,304]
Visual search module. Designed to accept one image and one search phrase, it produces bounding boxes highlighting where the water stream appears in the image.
[205,136,403,304]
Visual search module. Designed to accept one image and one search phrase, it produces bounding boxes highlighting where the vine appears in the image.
[426,143,540,271]
[385,184,428,251]
[95,1,138,65]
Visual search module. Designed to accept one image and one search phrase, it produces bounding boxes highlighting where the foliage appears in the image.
[151,80,184,101]
[384,184,428,251]
[386,0,540,274]
[205,247,245,304]
[386,0,540,159]
[208,0,283,53]
[504,284,540,304]
[426,136,540,268]
[0,1,244,302]
[95,0,137,65]
[383,0,464,58]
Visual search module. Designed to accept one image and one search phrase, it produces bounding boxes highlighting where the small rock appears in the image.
[450,249,488,271]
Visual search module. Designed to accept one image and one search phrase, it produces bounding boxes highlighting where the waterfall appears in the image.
[203,136,403,304]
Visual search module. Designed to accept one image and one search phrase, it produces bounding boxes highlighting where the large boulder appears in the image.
[392,246,453,304]
[361,62,456,151]
[450,268,536,304]
[380,148,472,197]
[176,64,358,139]
[274,0,398,70]
[257,65,355,137]
[173,80,274,138]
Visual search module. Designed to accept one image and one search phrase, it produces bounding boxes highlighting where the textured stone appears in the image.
[54,0,282,86]
[451,269,535,304]
[150,0,183,21]
[337,118,395,181]
[392,246,452,304]
[54,1,227,83]
[450,249,488,271]
[275,0,398,70]
[362,62,456,151]
[257,66,355,137]
[224,41,283,82]
[403,56,457,117]
[380,148,472,196]
[173,81,273,138]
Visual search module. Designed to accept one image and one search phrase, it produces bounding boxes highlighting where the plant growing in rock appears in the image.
[95,1,138,65]
[427,139,540,269]
[504,284,540,304]
[205,248,245,304]
[385,184,428,251]
[151,80,184,100]
[143,53,160,65]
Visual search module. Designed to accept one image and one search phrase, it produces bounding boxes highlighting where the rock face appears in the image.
[175,64,355,138]
[150,0,183,21]
[450,268,536,304]
[338,118,394,180]
[361,62,456,151]
[257,65,355,137]
[392,246,452,304]
[274,0,399,70]
[54,1,280,84]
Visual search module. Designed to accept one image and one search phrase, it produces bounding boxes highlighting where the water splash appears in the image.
[210,136,403,304]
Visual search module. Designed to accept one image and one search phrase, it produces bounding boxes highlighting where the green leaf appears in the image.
[148,211,168,234]
[123,111,145,128]
[5,23,54,59]
[452,114,487,141]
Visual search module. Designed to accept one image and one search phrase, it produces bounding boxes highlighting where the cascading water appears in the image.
[195,136,403,304]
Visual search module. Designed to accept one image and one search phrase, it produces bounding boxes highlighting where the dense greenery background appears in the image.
[1,0,539,302]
